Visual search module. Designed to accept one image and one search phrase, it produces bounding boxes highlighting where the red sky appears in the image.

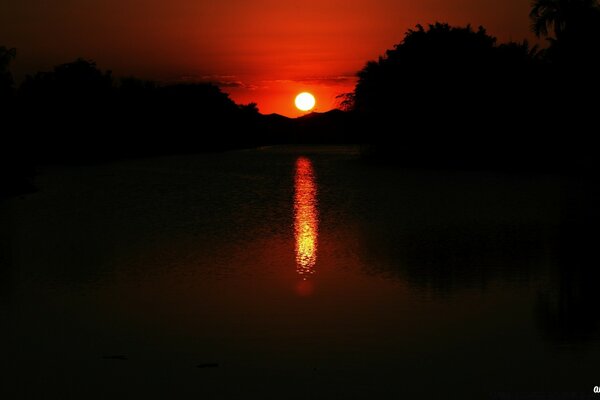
[1,0,533,117]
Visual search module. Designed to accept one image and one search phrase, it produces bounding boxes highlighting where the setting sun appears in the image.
[295,92,316,112]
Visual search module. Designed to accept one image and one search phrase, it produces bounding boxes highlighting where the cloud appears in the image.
[176,74,257,90]
[201,75,258,90]
[215,80,246,88]
[264,75,357,86]
[298,75,357,84]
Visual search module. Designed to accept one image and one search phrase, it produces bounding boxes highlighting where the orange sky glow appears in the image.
[1,0,533,116]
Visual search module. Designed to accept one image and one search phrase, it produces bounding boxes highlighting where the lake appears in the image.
[1,146,599,399]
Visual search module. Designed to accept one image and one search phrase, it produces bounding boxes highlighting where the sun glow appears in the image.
[294,157,319,278]
[295,92,316,112]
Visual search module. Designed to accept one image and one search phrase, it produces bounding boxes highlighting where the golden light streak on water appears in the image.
[294,157,319,279]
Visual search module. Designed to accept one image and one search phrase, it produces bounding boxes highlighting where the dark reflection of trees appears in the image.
[0,235,11,297]
[534,181,600,343]
[352,170,560,295]
[354,170,600,343]
[358,218,555,296]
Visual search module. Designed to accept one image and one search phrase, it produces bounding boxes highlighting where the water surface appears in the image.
[1,146,598,399]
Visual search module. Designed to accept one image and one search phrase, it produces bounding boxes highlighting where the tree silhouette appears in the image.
[352,23,537,116]
[0,46,17,99]
[348,23,583,169]
[528,0,600,159]
[352,23,540,132]
[530,0,600,40]
[20,58,113,102]
[530,0,600,67]
[11,56,274,162]
[239,102,259,115]
[1,46,36,198]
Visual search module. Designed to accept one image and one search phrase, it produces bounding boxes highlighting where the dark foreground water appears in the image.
[1,146,599,399]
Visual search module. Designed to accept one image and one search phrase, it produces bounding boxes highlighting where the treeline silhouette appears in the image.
[349,0,600,170]
[5,58,268,157]
[0,56,271,197]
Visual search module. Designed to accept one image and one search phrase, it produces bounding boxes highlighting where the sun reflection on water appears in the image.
[294,157,319,279]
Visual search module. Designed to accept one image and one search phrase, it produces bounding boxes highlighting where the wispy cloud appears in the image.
[263,75,357,86]
[297,75,357,84]
[177,74,257,90]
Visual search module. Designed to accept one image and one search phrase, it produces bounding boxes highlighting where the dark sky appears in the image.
[1,0,534,116]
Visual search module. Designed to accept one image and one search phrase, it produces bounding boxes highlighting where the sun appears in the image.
[295,92,316,112]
